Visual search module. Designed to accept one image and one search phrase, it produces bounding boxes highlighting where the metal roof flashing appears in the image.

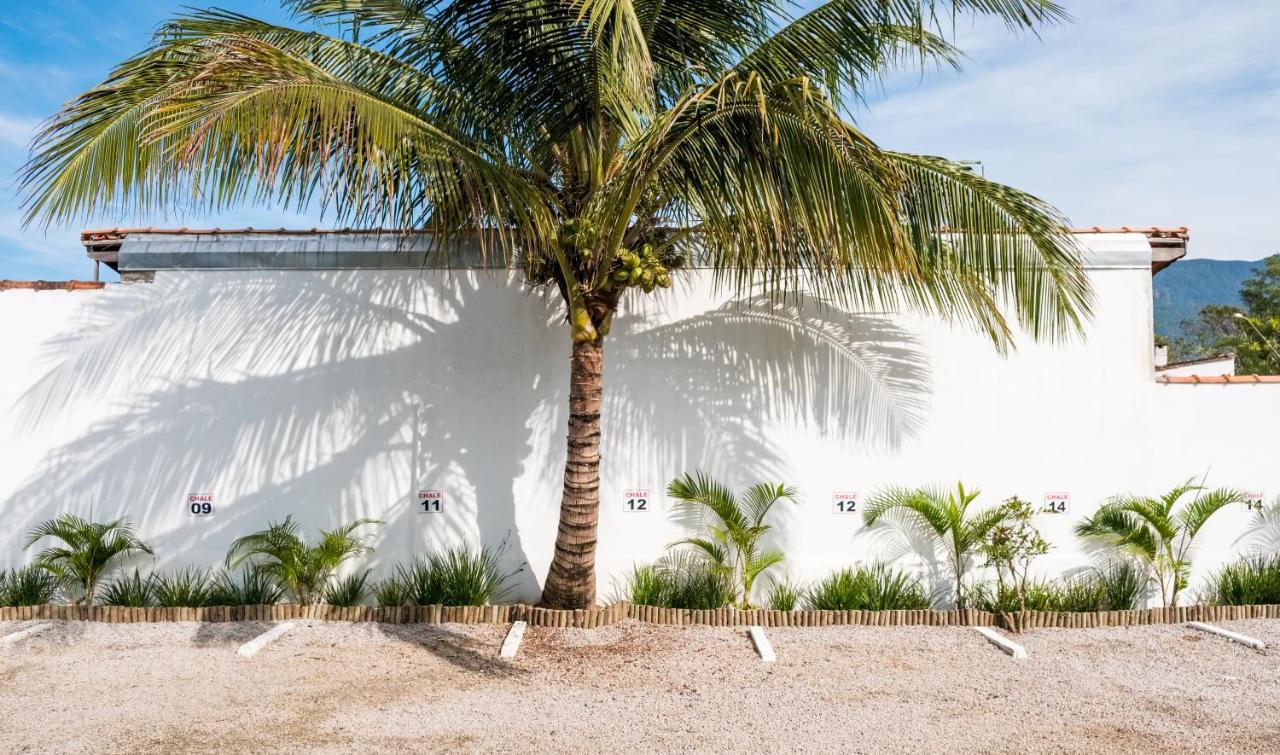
[82,227,1184,274]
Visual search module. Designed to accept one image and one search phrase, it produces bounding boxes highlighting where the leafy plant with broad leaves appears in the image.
[667,472,798,608]
[0,566,61,607]
[1075,479,1243,607]
[20,0,1092,609]
[22,515,153,605]
[225,516,380,604]
[979,496,1050,615]
[863,483,1009,608]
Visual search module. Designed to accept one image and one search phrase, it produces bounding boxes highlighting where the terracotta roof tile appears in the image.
[1157,374,1280,384]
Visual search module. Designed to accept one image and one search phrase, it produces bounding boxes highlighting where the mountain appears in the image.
[1153,258,1263,340]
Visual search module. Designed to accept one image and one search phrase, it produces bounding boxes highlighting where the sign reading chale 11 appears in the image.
[185,493,214,517]
[417,489,443,514]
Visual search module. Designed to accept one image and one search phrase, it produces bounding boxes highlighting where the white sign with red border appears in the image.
[185,493,214,517]
[623,489,650,513]
[416,489,443,514]
[1043,492,1070,514]
[832,491,859,515]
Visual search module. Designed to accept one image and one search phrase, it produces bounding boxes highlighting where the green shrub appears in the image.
[973,561,1146,613]
[0,566,61,606]
[766,579,803,611]
[152,567,215,608]
[209,568,284,606]
[805,564,930,611]
[378,546,514,607]
[225,516,379,604]
[23,515,153,604]
[1203,557,1280,606]
[99,569,154,607]
[619,553,737,609]
[323,570,371,607]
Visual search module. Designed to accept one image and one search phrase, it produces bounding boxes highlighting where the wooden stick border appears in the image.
[1,603,1278,628]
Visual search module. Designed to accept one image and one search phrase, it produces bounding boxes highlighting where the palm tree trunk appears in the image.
[540,336,604,609]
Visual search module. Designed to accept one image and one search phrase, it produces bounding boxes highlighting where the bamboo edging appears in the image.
[1,602,1278,628]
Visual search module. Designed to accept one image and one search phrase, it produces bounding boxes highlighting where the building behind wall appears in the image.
[1,226,1277,603]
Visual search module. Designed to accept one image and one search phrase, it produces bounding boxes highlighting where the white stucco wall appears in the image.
[1,232,1276,604]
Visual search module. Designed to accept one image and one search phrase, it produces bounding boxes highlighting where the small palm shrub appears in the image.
[0,566,61,606]
[376,546,514,607]
[209,568,284,606]
[23,515,153,604]
[863,484,1010,609]
[226,516,379,604]
[100,569,155,607]
[153,567,215,608]
[666,471,799,608]
[1202,557,1280,606]
[766,579,803,611]
[618,553,737,610]
[323,570,371,607]
[1076,479,1243,607]
[805,564,931,611]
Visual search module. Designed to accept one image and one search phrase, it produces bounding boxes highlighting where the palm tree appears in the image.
[23,514,154,604]
[225,516,380,604]
[1075,480,1243,608]
[862,483,1008,608]
[667,471,798,608]
[21,0,1092,609]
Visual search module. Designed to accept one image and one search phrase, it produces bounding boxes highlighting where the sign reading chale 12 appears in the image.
[185,493,214,517]
[832,491,859,515]
[1244,491,1266,513]
[417,489,443,514]
[623,489,650,512]
[1043,492,1070,514]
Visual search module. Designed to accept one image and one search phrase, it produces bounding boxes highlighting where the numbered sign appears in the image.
[832,491,859,515]
[1043,492,1070,514]
[623,489,650,513]
[185,493,214,517]
[1244,491,1266,513]
[417,489,443,514]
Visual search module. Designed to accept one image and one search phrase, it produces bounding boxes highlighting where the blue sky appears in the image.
[1,0,1277,281]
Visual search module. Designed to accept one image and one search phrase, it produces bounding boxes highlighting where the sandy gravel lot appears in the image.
[1,618,1278,753]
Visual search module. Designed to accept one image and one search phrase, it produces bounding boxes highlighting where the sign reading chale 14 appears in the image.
[1244,491,1266,512]
[1043,492,1070,514]
[832,491,859,515]
[417,489,443,514]
[623,489,650,512]
[185,493,214,517]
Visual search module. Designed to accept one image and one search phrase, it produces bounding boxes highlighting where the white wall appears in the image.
[1,233,1277,604]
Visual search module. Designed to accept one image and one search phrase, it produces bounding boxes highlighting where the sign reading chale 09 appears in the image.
[185,493,214,517]
[417,489,443,514]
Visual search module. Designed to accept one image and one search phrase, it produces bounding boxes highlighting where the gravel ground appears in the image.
[1,618,1278,753]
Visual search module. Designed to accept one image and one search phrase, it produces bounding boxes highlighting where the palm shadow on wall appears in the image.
[2,272,931,601]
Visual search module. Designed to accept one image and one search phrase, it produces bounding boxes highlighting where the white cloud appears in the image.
[0,113,37,150]
[857,0,1280,260]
